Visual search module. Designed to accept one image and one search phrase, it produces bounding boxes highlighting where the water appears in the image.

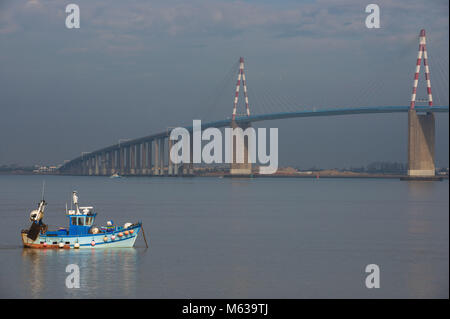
[0,175,448,298]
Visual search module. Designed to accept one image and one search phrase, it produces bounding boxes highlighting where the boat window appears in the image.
[86,217,93,225]
[78,217,84,226]
[71,217,77,225]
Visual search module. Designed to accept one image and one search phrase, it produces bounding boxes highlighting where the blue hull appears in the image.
[22,223,142,249]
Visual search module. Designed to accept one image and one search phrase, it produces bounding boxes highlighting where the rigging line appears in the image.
[275,87,301,112]
[260,89,277,114]
[357,74,388,107]
[256,84,280,113]
[246,87,260,114]
[350,76,381,107]
[361,77,385,107]
[353,53,407,107]
[435,56,450,85]
[260,84,288,114]
[375,77,393,106]
[264,92,285,113]
[258,77,297,113]
[247,80,272,115]
[257,85,276,115]
[426,54,440,105]
[214,61,241,116]
[196,59,240,121]
[274,90,296,113]
[244,60,284,115]
[436,59,450,92]
[249,86,269,115]
[270,86,297,113]
[428,53,448,104]
[432,57,450,104]
[371,77,391,106]
[438,66,450,102]
[351,77,379,107]
[434,65,449,105]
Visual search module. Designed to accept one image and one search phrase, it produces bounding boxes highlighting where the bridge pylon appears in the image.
[229,57,253,176]
[407,29,435,178]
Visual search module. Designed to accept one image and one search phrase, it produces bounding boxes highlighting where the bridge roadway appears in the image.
[58,105,449,174]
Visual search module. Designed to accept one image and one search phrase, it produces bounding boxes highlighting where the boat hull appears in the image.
[21,224,142,249]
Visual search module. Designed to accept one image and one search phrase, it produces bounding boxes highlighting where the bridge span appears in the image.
[58,105,448,176]
[58,30,449,178]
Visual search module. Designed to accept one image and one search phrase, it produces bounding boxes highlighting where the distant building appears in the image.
[33,165,60,174]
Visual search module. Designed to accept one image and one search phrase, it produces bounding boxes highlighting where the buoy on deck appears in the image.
[124,230,129,236]
[129,229,134,234]
[111,235,116,240]
[103,236,108,242]
[58,242,64,248]
[118,232,123,237]
[91,240,95,246]
[74,243,80,249]
[43,242,48,247]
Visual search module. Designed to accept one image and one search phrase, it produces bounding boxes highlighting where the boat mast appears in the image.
[37,180,46,215]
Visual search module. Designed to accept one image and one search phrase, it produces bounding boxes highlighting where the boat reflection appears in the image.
[21,248,140,298]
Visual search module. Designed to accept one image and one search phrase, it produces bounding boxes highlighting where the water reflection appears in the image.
[406,180,436,198]
[405,181,441,298]
[21,248,141,298]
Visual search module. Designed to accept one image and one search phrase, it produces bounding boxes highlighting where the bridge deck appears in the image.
[60,105,448,169]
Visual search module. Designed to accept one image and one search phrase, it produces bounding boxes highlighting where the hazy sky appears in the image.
[0,0,448,168]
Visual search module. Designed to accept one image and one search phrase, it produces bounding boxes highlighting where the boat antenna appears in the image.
[41,180,45,201]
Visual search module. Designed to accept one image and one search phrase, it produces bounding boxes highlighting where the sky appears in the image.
[0,0,448,168]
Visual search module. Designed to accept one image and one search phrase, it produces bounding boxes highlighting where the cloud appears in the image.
[1,0,448,50]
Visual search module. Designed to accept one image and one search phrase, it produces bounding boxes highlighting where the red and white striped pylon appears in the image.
[410,29,433,109]
[232,57,250,121]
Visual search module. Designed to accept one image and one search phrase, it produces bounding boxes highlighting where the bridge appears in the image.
[58,30,449,178]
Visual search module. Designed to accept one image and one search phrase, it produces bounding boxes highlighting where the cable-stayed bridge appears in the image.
[59,30,449,178]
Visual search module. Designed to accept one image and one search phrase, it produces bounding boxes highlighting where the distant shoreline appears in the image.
[1,171,448,180]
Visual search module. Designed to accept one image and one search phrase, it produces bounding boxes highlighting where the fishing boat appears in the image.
[21,191,147,249]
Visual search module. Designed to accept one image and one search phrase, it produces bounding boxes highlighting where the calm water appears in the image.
[0,175,448,298]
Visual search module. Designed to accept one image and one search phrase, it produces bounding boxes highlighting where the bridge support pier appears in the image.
[154,139,160,175]
[127,146,132,175]
[110,150,116,175]
[101,153,107,176]
[136,144,141,175]
[188,135,194,175]
[148,141,152,175]
[407,110,435,177]
[140,143,147,175]
[160,138,165,175]
[130,145,136,175]
[168,138,173,175]
[124,147,128,175]
[124,147,129,175]
[89,157,93,175]
[82,158,88,175]
[230,121,252,176]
